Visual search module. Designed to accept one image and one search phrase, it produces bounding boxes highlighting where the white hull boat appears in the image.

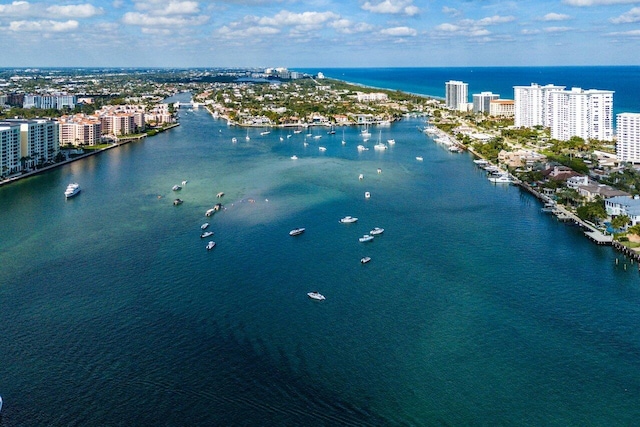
[206,241,216,250]
[64,183,81,198]
[340,216,358,223]
[289,228,305,236]
[359,235,374,243]
[201,231,214,238]
[370,227,384,235]
[307,291,325,300]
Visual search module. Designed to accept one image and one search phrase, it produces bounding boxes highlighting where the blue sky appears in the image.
[0,0,639,67]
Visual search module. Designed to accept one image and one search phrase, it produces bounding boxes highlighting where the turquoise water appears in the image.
[1,95,640,425]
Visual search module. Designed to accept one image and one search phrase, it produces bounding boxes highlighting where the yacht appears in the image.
[201,231,214,238]
[201,223,210,230]
[173,198,183,206]
[448,145,461,152]
[374,143,387,150]
[364,191,371,199]
[360,256,371,264]
[206,241,216,250]
[340,216,358,223]
[172,185,181,191]
[473,159,489,166]
[359,234,374,243]
[289,227,305,236]
[416,156,424,161]
[488,173,514,184]
[205,208,215,217]
[307,291,325,300]
[370,227,384,235]
[64,183,81,198]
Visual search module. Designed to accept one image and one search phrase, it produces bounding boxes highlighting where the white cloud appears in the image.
[544,26,572,32]
[258,10,339,28]
[141,27,172,35]
[0,1,30,16]
[563,0,640,5]
[434,23,460,32]
[541,13,571,21]
[135,1,200,16]
[380,26,417,36]
[216,25,280,38]
[610,7,640,23]
[442,6,461,17]
[361,0,419,16]
[9,19,79,32]
[462,15,515,26]
[47,4,104,18]
[607,29,640,35]
[521,28,541,34]
[330,19,374,34]
[122,12,209,27]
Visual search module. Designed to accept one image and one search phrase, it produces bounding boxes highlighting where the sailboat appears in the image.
[328,125,336,135]
[342,127,346,145]
[374,130,387,150]
[245,129,250,141]
[361,122,371,138]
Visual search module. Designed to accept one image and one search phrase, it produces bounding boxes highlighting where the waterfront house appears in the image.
[605,196,640,225]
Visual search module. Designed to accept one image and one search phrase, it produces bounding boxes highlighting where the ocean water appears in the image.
[1,91,640,425]
[299,67,640,116]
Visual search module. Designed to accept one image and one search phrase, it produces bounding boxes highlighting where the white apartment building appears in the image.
[514,83,565,128]
[0,119,59,169]
[549,88,614,142]
[472,92,499,114]
[23,93,77,110]
[356,92,389,103]
[58,115,102,146]
[616,113,640,163]
[489,99,514,117]
[0,122,21,176]
[445,80,468,110]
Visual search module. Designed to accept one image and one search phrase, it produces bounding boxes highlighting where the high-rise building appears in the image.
[0,122,21,176]
[514,83,565,128]
[445,80,468,110]
[617,113,640,163]
[0,119,59,170]
[472,92,499,114]
[58,115,102,146]
[549,88,614,142]
[489,100,515,117]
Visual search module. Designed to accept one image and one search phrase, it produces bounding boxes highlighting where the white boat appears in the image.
[172,185,181,191]
[216,192,225,198]
[182,180,188,186]
[307,291,325,300]
[293,129,302,134]
[488,173,514,184]
[260,131,270,136]
[340,216,358,223]
[291,155,298,160]
[201,223,209,230]
[364,191,371,199]
[387,139,396,145]
[357,145,368,151]
[448,145,461,152]
[201,231,214,238]
[361,256,371,264]
[173,198,183,206]
[289,227,305,236]
[374,143,387,150]
[473,159,488,165]
[313,135,322,140]
[206,241,216,250]
[205,208,215,217]
[64,183,81,198]
[359,173,364,180]
[370,227,384,235]
[280,137,284,141]
[319,146,327,152]
[416,156,424,161]
[0,395,2,413]
[359,234,374,243]
[231,137,237,143]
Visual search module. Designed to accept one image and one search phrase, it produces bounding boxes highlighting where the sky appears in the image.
[0,0,639,68]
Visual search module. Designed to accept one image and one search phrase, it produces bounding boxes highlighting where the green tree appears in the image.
[611,215,630,230]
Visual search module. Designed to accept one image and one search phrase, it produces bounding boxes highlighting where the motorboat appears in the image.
[488,173,514,184]
[340,216,358,223]
[387,139,396,145]
[357,145,368,151]
[216,192,225,198]
[307,291,326,300]
[214,203,223,211]
[370,227,384,235]
[0,395,2,413]
[289,227,305,236]
[64,183,81,198]
[205,208,215,217]
[416,156,424,161]
[319,146,327,152]
[291,155,298,160]
[374,143,387,150]
[313,135,322,140]
[172,185,181,191]
[359,173,364,180]
[473,159,489,165]
[448,145,461,152]
[206,241,216,250]
[360,256,371,264]
[173,198,183,205]
[294,129,302,134]
[201,231,214,238]
[231,137,237,143]
[260,131,270,136]
[364,191,371,199]
[377,168,382,174]
[201,223,210,230]
[359,234,374,243]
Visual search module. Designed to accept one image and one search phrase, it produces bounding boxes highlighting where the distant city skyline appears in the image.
[0,0,639,68]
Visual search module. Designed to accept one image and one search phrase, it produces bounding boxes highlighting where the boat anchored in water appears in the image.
[289,227,305,236]
[370,227,384,235]
[307,291,325,300]
[206,241,216,250]
[340,216,358,223]
[359,234,374,243]
[201,231,214,238]
[172,185,181,191]
[360,256,371,264]
[64,183,81,198]
[201,223,210,230]
[173,198,183,205]
[416,156,424,161]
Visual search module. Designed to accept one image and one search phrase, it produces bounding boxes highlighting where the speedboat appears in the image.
[0,395,2,413]
[359,173,364,180]
[361,256,371,264]
[201,223,210,230]
[206,241,216,250]
[364,191,371,199]
[182,180,188,186]
[173,198,183,205]
[340,216,358,223]
[201,231,214,238]
[359,234,374,243]
[231,137,237,143]
[473,159,489,165]
[319,146,327,152]
[416,156,423,161]
[488,173,514,184]
[205,208,215,217]
[172,185,181,191]
[216,192,225,198]
[387,139,396,145]
[289,227,305,236]
[307,291,325,300]
[260,131,270,136]
[291,155,298,160]
[357,145,368,151]
[64,183,81,198]
[370,227,384,235]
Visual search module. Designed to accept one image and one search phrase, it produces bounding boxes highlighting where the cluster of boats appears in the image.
[473,160,516,184]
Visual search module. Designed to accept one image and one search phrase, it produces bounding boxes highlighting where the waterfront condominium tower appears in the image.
[548,88,614,142]
[616,113,640,163]
[513,83,565,128]
[445,80,468,110]
[472,92,499,114]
